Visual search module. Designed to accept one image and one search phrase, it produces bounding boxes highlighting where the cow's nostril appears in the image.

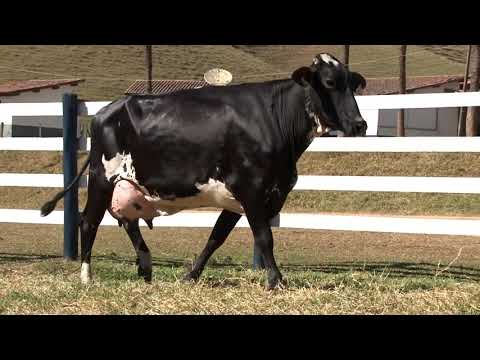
[356,120,367,135]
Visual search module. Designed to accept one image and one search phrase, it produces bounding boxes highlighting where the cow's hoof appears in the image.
[183,272,199,283]
[81,277,91,285]
[80,263,92,285]
[138,267,152,283]
[265,276,285,291]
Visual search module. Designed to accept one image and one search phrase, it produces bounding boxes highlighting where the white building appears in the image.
[0,79,84,137]
[358,75,464,136]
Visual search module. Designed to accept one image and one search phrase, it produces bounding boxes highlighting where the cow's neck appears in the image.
[292,85,319,161]
[271,80,316,162]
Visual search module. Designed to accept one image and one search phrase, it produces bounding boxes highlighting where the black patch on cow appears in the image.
[123,163,128,172]
[133,202,142,211]
[160,193,177,201]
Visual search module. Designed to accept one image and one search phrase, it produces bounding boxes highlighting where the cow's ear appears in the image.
[349,72,367,92]
[292,67,313,86]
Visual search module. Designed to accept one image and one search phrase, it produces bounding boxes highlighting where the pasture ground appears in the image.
[1,150,480,314]
[1,224,480,314]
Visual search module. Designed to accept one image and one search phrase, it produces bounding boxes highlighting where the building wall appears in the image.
[0,85,78,103]
[0,85,78,137]
[377,83,460,137]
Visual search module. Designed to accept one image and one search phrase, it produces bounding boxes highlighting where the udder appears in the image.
[109,180,158,221]
[109,178,244,222]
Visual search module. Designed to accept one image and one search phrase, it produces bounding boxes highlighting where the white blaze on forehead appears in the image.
[319,54,339,67]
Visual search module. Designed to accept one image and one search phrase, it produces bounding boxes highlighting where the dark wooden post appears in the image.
[145,45,153,94]
[62,93,79,261]
[397,45,407,137]
[342,45,350,68]
[458,45,472,136]
[466,45,480,137]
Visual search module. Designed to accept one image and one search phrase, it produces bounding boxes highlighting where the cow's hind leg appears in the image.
[184,210,241,282]
[80,178,112,284]
[123,220,152,283]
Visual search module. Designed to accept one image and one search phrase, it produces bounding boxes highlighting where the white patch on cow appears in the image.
[316,123,331,136]
[145,178,244,216]
[103,153,244,219]
[319,54,339,67]
[80,262,91,284]
[138,250,152,271]
[102,152,138,184]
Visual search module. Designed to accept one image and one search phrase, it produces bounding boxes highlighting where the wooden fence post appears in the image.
[63,93,79,261]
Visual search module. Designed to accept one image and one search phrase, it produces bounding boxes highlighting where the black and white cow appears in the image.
[41,53,367,290]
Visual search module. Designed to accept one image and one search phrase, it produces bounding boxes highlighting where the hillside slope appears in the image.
[0,45,280,100]
[0,45,466,100]
[237,45,465,79]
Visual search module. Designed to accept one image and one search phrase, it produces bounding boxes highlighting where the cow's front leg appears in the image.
[184,210,241,282]
[244,208,283,290]
[123,220,152,283]
[250,220,283,290]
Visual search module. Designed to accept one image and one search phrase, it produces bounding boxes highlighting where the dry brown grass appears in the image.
[1,259,479,315]
[2,221,480,314]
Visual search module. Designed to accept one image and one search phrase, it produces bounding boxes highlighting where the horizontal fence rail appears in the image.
[294,176,480,194]
[0,174,88,188]
[1,92,480,117]
[2,136,480,153]
[1,174,480,195]
[1,93,480,239]
[355,91,480,110]
[307,137,480,153]
[0,209,479,237]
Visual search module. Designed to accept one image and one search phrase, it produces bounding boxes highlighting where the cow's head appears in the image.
[292,53,367,137]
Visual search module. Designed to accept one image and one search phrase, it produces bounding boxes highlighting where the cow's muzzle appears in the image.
[354,119,368,137]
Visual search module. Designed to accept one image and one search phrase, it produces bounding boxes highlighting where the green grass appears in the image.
[0,218,480,314]
[1,258,479,314]
[1,223,480,314]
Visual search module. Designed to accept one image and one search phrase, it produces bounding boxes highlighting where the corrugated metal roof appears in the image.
[125,76,465,97]
[0,79,85,96]
[125,80,207,95]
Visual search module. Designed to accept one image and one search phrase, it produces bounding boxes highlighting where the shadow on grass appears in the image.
[1,252,480,282]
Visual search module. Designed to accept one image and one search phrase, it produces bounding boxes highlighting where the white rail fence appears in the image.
[1,92,480,236]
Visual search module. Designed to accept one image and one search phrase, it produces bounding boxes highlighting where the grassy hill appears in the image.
[0,45,281,100]
[0,45,467,100]
[237,45,466,79]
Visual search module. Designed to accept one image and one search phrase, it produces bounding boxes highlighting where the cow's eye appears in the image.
[325,79,335,88]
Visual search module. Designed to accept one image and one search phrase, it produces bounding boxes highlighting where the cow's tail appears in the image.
[40,154,91,217]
